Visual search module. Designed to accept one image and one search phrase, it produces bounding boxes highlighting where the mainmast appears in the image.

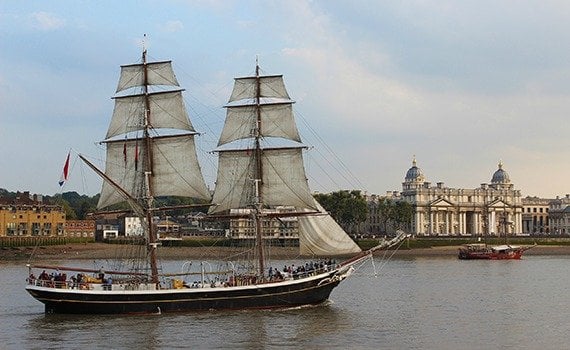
[141,46,159,284]
[253,61,265,278]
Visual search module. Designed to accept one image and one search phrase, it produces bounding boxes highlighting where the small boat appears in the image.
[458,243,535,260]
[25,47,409,314]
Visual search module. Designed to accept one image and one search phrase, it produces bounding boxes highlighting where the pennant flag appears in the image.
[58,152,71,186]
[134,141,139,171]
[123,142,127,166]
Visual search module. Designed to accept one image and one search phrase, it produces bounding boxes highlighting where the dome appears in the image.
[405,157,425,182]
[491,161,510,184]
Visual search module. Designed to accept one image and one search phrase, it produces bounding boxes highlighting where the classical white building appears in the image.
[548,195,570,235]
[399,158,523,237]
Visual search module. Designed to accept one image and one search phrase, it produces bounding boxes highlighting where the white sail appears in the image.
[210,148,316,214]
[116,61,179,93]
[229,75,290,102]
[212,64,363,258]
[98,134,210,209]
[299,200,362,256]
[218,103,301,147]
[106,90,194,139]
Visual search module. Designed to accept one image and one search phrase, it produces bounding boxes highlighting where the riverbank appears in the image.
[2,242,569,262]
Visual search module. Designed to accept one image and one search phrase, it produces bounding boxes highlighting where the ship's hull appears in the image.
[25,269,345,314]
[458,245,527,260]
[458,250,524,260]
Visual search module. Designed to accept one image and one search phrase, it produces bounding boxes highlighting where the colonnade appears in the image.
[415,208,522,236]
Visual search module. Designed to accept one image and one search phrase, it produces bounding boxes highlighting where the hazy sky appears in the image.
[1,1,569,198]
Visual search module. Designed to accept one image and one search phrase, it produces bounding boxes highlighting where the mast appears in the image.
[140,47,160,284]
[253,61,265,277]
[89,41,210,284]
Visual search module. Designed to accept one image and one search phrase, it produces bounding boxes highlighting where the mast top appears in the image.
[142,34,147,56]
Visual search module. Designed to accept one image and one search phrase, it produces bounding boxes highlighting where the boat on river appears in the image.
[458,243,535,260]
[25,47,409,314]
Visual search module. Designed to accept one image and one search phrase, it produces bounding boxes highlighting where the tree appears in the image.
[392,201,413,230]
[376,198,413,234]
[377,197,394,233]
[59,199,77,220]
[314,190,368,234]
[49,192,99,219]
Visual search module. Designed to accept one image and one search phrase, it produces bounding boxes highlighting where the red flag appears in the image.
[58,152,70,186]
[123,142,127,165]
[134,142,139,171]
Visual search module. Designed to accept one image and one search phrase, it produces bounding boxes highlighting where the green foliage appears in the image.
[154,196,210,216]
[314,190,368,233]
[374,198,413,233]
[49,192,98,219]
[0,188,210,220]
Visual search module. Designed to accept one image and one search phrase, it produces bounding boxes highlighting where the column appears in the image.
[473,213,478,235]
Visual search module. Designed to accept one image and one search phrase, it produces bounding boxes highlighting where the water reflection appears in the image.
[25,312,163,349]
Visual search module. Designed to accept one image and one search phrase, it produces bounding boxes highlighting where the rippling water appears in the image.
[2,255,569,349]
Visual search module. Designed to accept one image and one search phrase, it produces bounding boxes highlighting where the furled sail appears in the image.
[98,135,210,209]
[299,200,362,256]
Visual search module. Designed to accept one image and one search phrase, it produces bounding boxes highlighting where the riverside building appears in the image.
[0,191,65,237]
[394,159,523,237]
[548,195,570,235]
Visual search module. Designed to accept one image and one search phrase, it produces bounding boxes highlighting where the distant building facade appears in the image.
[228,207,299,239]
[385,159,524,237]
[0,191,65,237]
[548,195,570,235]
[64,220,96,238]
[124,216,143,237]
[521,196,550,235]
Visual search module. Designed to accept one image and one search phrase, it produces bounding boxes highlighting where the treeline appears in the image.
[0,189,99,219]
[314,190,413,234]
[1,188,412,231]
[0,189,209,220]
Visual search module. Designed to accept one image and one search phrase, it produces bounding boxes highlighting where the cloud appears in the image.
[29,12,65,31]
[161,20,184,32]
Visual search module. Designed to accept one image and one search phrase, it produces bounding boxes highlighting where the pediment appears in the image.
[429,198,455,207]
[488,198,510,208]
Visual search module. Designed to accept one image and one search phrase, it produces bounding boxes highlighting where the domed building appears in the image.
[403,157,425,190]
[491,161,510,185]
[398,159,522,237]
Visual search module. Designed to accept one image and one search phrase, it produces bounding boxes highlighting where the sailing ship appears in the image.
[25,49,409,314]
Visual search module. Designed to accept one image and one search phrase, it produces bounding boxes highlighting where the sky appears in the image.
[1,0,570,199]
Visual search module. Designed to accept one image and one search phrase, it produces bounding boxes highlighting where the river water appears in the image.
[1,255,568,349]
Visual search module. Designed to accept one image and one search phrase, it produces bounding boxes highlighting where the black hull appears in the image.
[26,271,343,314]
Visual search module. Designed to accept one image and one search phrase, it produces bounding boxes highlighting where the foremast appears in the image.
[140,48,159,284]
[88,46,211,284]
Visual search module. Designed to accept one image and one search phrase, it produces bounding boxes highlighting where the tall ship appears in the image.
[25,49,408,314]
